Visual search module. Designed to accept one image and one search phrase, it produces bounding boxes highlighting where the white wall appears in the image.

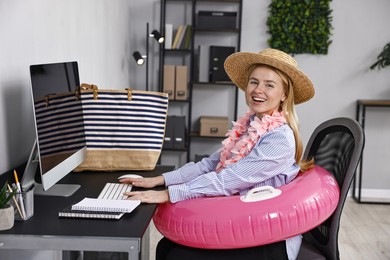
[238,0,390,199]
[0,0,162,172]
[1,0,389,198]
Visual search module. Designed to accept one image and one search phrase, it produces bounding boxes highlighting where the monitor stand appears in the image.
[33,183,80,197]
[21,140,81,197]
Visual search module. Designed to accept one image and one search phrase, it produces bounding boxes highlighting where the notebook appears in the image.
[59,206,125,220]
[71,197,141,212]
[58,183,140,220]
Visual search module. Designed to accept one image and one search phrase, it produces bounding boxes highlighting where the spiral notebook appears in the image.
[59,206,126,220]
[59,182,140,220]
[59,195,141,220]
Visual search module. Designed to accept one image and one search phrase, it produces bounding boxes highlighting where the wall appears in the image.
[1,1,389,196]
[0,0,162,173]
[239,0,390,201]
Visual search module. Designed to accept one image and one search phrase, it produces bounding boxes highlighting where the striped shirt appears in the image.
[162,122,301,259]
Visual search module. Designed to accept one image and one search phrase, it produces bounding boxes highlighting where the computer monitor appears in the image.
[22,61,87,197]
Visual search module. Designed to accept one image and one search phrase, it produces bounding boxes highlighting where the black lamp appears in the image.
[132,51,145,66]
[150,29,164,44]
[133,23,164,91]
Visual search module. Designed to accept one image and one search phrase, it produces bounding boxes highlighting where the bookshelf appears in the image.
[159,0,242,166]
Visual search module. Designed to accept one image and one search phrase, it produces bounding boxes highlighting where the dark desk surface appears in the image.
[0,165,174,239]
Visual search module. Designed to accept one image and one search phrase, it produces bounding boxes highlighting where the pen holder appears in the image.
[9,187,34,221]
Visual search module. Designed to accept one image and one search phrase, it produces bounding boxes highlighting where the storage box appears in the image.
[172,116,186,149]
[163,116,186,149]
[163,116,174,149]
[199,116,229,137]
[197,11,237,30]
[175,65,188,100]
[209,46,235,82]
[163,65,175,100]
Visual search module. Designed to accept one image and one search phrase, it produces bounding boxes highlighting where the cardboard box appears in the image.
[199,116,229,137]
[163,65,175,100]
[175,65,188,100]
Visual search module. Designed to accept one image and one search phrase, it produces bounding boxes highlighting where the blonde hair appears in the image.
[247,64,314,172]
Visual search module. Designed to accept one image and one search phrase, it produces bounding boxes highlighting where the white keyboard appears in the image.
[98,183,133,200]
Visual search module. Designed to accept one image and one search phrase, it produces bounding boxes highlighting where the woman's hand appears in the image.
[124,190,169,204]
[119,175,165,189]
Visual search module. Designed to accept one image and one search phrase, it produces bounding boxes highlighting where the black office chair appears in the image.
[156,117,364,260]
[296,117,365,260]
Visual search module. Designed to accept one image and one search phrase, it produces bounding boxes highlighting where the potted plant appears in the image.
[0,182,17,230]
[370,42,390,70]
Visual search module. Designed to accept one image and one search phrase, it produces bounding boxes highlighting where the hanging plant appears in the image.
[370,42,390,70]
[267,0,333,55]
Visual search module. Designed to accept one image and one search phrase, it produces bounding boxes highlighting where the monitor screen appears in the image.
[22,61,87,196]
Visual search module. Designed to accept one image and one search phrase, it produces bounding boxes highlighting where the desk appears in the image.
[0,165,174,260]
[354,99,390,204]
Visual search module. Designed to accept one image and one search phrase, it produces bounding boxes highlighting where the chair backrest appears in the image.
[301,117,364,260]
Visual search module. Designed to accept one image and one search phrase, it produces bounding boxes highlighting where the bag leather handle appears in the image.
[80,83,99,100]
[125,88,132,101]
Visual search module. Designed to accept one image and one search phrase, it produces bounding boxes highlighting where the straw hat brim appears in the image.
[224,51,315,104]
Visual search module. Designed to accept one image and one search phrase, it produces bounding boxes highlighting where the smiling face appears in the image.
[245,65,287,118]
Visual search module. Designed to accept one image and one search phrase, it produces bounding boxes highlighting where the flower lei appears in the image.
[215,110,287,173]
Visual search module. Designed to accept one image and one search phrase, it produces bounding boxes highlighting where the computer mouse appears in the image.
[117,174,144,180]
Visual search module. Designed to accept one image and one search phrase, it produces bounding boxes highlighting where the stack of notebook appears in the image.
[58,183,140,220]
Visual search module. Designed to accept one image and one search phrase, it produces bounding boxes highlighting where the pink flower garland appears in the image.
[215,110,287,172]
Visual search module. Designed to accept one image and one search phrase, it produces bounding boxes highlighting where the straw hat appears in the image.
[224,48,314,104]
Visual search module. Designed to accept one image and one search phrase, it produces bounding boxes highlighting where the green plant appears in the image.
[370,42,390,70]
[267,0,333,55]
[0,182,17,209]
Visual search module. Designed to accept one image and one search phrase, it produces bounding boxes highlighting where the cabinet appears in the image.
[159,0,242,165]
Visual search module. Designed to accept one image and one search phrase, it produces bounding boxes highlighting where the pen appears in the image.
[13,170,27,219]
[7,183,24,219]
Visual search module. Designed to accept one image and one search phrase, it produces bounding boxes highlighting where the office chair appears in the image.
[296,117,365,260]
[156,117,364,260]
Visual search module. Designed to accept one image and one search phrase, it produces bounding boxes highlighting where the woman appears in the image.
[122,48,315,260]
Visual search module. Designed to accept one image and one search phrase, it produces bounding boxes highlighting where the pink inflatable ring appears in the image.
[153,165,340,249]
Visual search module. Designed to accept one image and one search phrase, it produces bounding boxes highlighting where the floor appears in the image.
[149,198,390,260]
[338,198,390,260]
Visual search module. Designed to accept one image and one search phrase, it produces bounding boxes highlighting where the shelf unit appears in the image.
[354,99,390,204]
[159,0,242,165]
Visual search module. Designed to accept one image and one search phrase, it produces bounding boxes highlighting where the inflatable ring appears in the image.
[153,165,340,249]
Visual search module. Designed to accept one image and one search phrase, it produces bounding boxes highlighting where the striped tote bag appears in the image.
[34,91,85,174]
[35,84,169,172]
[75,84,169,171]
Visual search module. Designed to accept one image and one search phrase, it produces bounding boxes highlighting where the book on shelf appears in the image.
[172,25,184,49]
[58,197,141,220]
[165,24,173,50]
[197,44,210,82]
[180,25,192,50]
[172,25,191,49]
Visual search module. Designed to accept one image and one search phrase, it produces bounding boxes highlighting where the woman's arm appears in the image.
[121,151,220,189]
[168,126,298,203]
[162,149,221,186]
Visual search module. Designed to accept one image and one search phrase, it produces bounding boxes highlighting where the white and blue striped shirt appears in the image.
[162,122,302,259]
